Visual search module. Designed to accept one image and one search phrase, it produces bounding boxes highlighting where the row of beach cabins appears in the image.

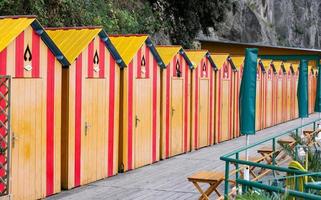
[0,16,318,199]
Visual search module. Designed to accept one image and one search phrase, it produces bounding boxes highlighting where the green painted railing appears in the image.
[220,118,321,200]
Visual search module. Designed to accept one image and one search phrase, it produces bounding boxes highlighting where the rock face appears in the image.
[201,0,321,49]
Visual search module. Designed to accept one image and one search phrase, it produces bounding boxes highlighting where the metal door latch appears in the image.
[171,107,175,116]
[12,132,18,148]
[85,122,91,136]
[135,115,140,128]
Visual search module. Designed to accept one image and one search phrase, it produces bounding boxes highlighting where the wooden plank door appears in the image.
[134,79,152,168]
[199,79,209,147]
[170,78,183,156]
[277,79,283,124]
[82,79,108,184]
[221,80,230,141]
[266,76,273,127]
[11,79,44,200]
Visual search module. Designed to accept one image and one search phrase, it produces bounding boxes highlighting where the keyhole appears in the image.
[93,50,99,64]
[24,44,32,61]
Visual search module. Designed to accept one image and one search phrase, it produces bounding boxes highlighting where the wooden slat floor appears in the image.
[48,114,319,200]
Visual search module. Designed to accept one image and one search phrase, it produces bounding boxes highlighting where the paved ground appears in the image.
[48,114,319,200]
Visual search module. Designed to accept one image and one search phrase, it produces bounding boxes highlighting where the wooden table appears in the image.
[187,171,225,200]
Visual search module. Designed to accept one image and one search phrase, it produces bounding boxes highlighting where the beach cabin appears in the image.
[156,46,193,159]
[46,27,124,189]
[186,50,216,149]
[0,16,67,199]
[109,34,164,171]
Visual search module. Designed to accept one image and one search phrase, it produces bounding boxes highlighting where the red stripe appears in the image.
[0,48,7,75]
[209,59,213,144]
[108,54,115,176]
[46,50,55,195]
[127,61,133,170]
[165,61,170,158]
[145,46,150,78]
[229,66,233,139]
[74,54,82,186]
[15,32,24,77]
[87,41,94,78]
[99,39,105,78]
[32,30,40,78]
[183,56,188,152]
[194,66,199,148]
[152,58,157,162]
[217,70,222,142]
[136,48,141,78]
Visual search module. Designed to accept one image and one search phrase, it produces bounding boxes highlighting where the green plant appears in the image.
[236,189,287,200]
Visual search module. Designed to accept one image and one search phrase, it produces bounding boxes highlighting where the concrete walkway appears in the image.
[48,114,319,200]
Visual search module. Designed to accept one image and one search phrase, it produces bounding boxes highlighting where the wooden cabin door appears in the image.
[221,79,230,141]
[134,79,152,168]
[266,78,273,127]
[277,79,283,124]
[11,79,44,200]
[199,79,209,147]
[82,79,107,184]
[171,78,183,156]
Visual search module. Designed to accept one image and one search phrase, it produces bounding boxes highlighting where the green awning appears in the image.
[315,64,321,112]
[239,48,258,135]
[297,59,309,118]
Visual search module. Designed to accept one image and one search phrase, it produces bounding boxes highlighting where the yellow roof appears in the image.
[109,35,148,66]
[156,46,182,66]
[46,28,101,64]
[261,60,272,69]
[185,50,208,68]
[230,56,244,69]
[283,62,292,72]
[272,61,283,72]
[211,53,229,69]
[0,16,35,52]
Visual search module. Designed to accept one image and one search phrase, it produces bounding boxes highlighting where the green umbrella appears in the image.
[297,60,309,118]
[297,59,309,134]
[314,64,321,112]
[239,48,258,135]
[239,48,258,181]
[314,64,321,127]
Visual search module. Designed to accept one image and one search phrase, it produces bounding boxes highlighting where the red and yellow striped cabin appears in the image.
[257,59,267,130]
[283,62,295,121]
[47,27,124,189]
[186,50,216,149]
[272,61,286,124]
[229,56,243,137]
[262,60,277,128]
[109,34,164,171]
[156,46,193,159]
[292,62,299,118]
[0,16,67,199]
[308,65,317,114]
[209,54,232,143]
